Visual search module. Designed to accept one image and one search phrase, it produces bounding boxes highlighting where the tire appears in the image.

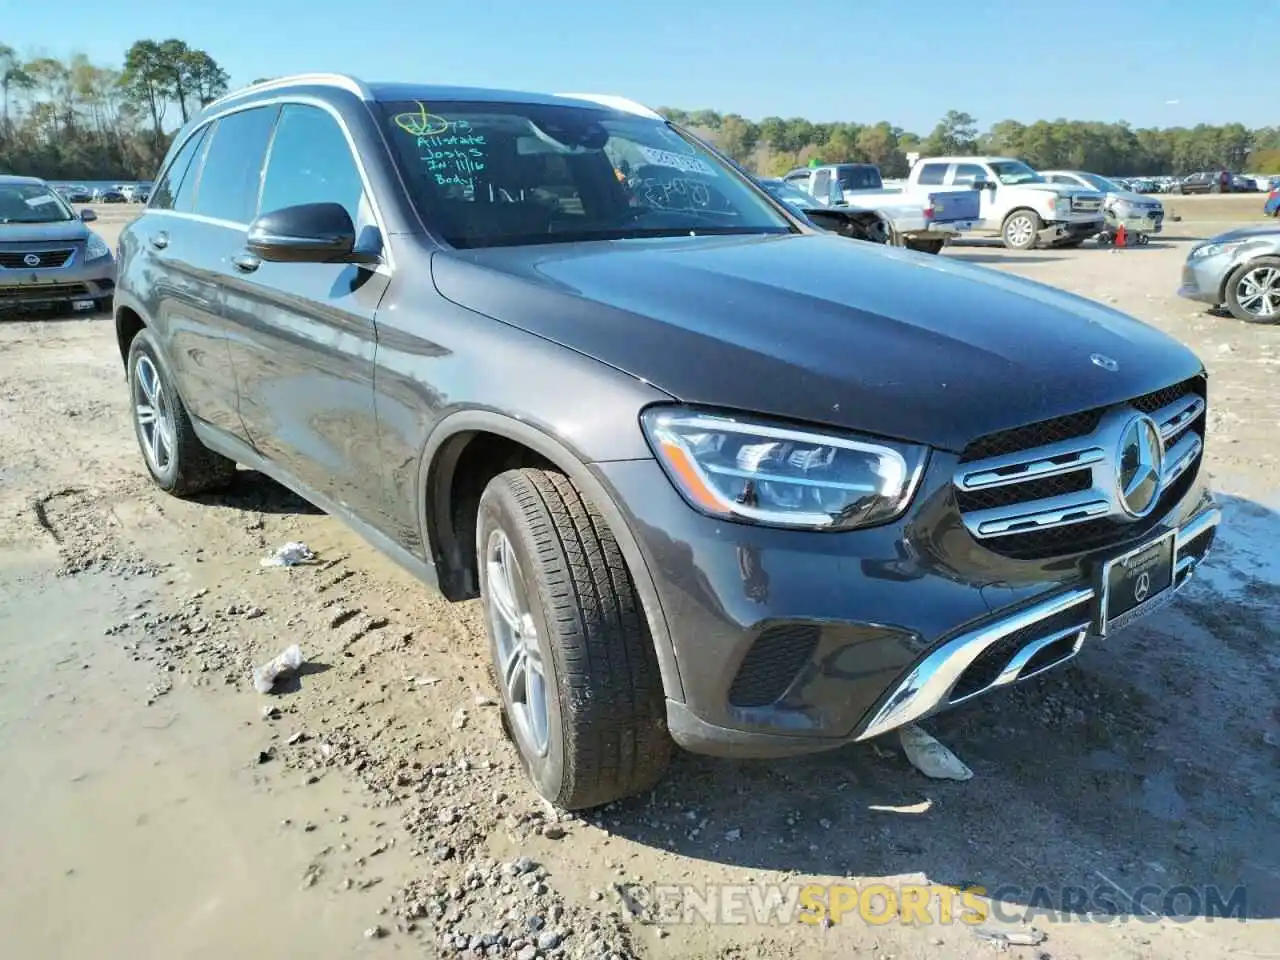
[905,238,946,255]
[126,328,237,495]
[476,468,673,810]
[1001,209,1042,250]
[1224,256,1280,324]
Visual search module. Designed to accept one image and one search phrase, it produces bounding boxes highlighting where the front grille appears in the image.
[953,376,1206,559]
[0,249,74,269]
[728,623,820,708]
[0,282,89,300]
[1072,197,1102,212]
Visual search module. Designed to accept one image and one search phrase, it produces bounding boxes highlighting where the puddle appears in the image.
[0,564,412,959]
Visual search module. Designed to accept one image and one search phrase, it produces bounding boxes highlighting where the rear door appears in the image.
[219,101,391,526]
[136,121,250,437]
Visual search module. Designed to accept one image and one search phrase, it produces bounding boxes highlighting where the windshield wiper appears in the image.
[0,217,68,224]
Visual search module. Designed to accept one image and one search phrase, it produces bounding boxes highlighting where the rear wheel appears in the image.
[1001,209,1041,250]
[477,468,673,810]
[1224,256,1280,324]
[127,328,237,495]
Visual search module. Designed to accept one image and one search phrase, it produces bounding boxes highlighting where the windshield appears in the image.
[1080,172,1121,193]
[760,180,817,209]
[989,160,1043,186]
[379,100,793,248]
[837,166,881,191]
[0,182,74,224]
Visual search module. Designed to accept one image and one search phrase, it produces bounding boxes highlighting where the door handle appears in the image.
[232,253,261,273]
[149,231,169,250]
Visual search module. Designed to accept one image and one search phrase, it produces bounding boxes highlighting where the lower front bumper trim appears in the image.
[853,504,1221,742]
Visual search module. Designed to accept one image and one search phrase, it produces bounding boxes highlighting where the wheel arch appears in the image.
[417,410,685,702]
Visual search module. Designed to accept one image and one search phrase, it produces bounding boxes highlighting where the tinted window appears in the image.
[260,104,366,225]
[150,126,209,211]
[916,163,948,185]
[194,106,279,223]
[378,100,792,248]
[836,166,880,190]
[954,163,987,184]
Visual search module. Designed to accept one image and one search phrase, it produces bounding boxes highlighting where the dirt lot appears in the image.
[1,194,1277,960]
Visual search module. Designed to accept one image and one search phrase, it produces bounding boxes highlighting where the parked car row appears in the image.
[52,183,152,204]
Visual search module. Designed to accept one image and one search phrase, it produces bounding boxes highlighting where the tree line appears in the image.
[662,107,1280,179]
[2,41,1278,182]
[0,39,228,181]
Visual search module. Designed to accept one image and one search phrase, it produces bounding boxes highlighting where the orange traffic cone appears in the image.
[1115,224,1127,248]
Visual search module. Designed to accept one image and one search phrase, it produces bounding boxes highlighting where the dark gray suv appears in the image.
[114,74,1221,809]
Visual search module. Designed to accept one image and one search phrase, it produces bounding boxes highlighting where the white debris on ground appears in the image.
[260,541,316,567]
[899,724,974,781]
[252,643,304,693]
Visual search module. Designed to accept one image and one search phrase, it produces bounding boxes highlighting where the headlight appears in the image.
[85,231,111,260]
[641,407,928,530]
[1191,241,1244,260]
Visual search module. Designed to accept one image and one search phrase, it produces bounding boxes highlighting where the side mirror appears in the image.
[79,208,97,222]
[247,202,371,264]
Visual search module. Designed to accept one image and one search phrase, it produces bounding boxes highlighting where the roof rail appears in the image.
[555,93,663,121]
[209,73,372,109]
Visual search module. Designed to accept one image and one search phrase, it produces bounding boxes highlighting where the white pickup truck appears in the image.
[902,156,1105,249]
[781,163,981,255]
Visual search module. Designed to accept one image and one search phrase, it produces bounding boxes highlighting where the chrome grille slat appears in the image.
[953,378,1206,554]
[957,443,1105,491]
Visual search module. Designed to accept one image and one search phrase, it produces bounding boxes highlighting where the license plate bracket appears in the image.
[1095,529,1176,636]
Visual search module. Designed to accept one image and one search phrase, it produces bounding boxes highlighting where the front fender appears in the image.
[415,409,686,703]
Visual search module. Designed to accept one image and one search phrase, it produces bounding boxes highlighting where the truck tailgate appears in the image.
[927,189,980,224]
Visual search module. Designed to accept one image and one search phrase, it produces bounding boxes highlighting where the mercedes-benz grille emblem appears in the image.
[1090,353,1119,372]
[1116,414,1164,517]
[1134,571,1152,602]
[23,253,41,267]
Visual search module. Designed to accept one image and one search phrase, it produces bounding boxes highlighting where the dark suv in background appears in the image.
[114,74,1221,809]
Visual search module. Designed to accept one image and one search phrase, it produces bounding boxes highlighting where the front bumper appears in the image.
[0,253,116,310]
[1041,218,1105,243]
[595,458,1219,758]
[1177,254,1231,306]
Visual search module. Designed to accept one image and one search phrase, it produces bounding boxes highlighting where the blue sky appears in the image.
[6,0,1274,131]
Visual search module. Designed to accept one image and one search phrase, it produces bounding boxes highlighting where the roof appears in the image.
[205,73,662,120]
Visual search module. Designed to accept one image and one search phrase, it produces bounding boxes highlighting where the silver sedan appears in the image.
[1178,226,1280,324]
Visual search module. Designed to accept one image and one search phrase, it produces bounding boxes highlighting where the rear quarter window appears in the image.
[149,126,210,211]
[915,163,948,185]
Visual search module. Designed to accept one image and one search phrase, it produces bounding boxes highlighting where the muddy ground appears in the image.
[1,194,1277,960]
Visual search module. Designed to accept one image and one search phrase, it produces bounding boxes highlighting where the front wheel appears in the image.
[1224,256,1280,324]
[477,468,673,810]
[1002,209,1042,250]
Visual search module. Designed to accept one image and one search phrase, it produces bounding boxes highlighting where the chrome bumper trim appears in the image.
[855,504,1221,741]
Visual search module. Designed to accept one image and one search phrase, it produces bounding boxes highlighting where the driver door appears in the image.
[953,162,995,221]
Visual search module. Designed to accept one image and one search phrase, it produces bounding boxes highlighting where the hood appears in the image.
[1207,224,1280,244]
[1016,182,1100,200]
[1106,190,1163,208]
[431,233,1203,452]
[0,218,89,244]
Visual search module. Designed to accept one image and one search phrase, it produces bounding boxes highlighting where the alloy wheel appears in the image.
[133,355,176,474]
[484,528,551,757]
[1236,266,1280,319]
